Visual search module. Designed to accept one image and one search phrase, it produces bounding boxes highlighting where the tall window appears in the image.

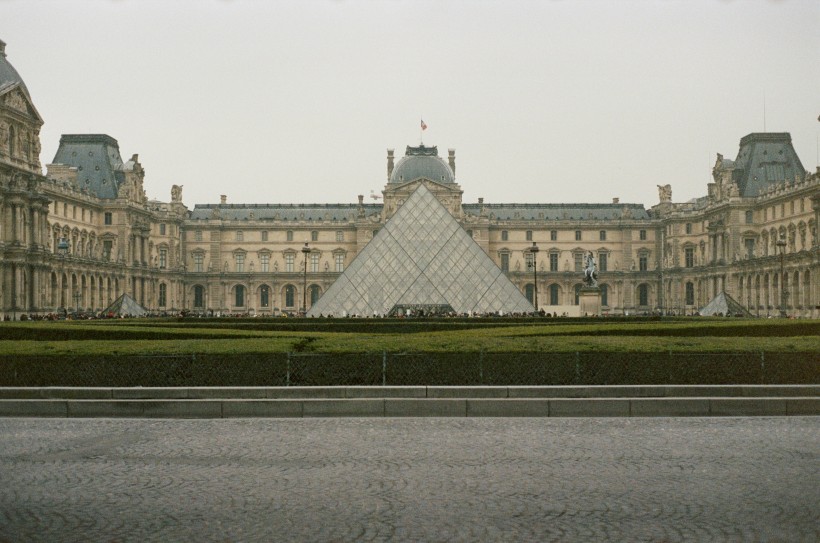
[599,230,606,241]
[685,223,692,234]
[685,247,694,268]
[261,231,268,242]
[525,252,534,271]
[158,283,167,307]
[639,254,648,271]
[235,285,245,307]
[639,229,647,241]
[549,252,559,272]
[574,284,581,305]
[260,253,270,272]
[160,223,166,235]
[285,285,295,307]
[310,285,320,306]
[549,284,559,305]
[310,253,319,272]
[526,230,533,241]
[685,282,695,305]
[287,231,294,241]
[311,230,319,242]
[600,284,608,307]
[195,230,203,241]
[103,240,112,261]
[193,285,204,308]
[500,253,510,272]
[285,253,294,272]
[745,238,755,259]
[104,212,112,225]
[235,253,245,272]
[336,231,344,242]
[745,210,753,224]
[525,284,535,305]
[193,253,204,272]
[501,230,508,241]
[638,284,649,306]
[159,248,167,269]
[598,252,608,272]
[550,230,557,241]
[335,253,344,272]
[236,231,244,241]
[260,285,270,307]
[575,230,582,241]
[574,252,584,272]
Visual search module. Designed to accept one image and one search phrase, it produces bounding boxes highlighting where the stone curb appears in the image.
[0,397,817,418]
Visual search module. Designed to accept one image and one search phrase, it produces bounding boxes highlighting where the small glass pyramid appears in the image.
[308,184,534,317]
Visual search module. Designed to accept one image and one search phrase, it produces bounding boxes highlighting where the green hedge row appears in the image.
[0,352,814,387]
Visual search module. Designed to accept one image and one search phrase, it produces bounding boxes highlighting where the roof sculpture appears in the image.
[308,184,535,317]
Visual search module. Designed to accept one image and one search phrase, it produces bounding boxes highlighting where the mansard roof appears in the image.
[463,203,650,221]
[51,134,125,199]
[727,133,807,197]
[189,203,383,222]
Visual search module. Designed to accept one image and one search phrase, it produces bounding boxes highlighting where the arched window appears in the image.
[235,285,245,307]
[574,284,582,305]
[685,282,695,306]
[158,283,167,307]
[549,284,559,305]
[310,285,321,306]
[600,284,608,307]
[193,285,205,308]
[260,285,270,308]
[285,285,295,308]
[525,284,535,305]
[638,284,649,307]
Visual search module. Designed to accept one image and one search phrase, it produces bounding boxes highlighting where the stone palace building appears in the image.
[1,39,818,318]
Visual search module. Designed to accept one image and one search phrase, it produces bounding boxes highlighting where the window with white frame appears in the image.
[336,231,344,242]
[310,253,319,272]
[285,253,294,272]
[235,253,245,272]
[193,253,204,272]
[159,248,167,269]
[260,253,270,272]
[335,253,344,272]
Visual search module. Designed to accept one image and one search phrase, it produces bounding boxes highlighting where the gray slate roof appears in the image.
[190,203,383,222]
[463,203,649,221]
[51,135,125,199]
[728,133,807,197]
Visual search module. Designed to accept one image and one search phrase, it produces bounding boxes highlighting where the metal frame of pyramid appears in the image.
[699,291,753,317]
[308,184,535,317]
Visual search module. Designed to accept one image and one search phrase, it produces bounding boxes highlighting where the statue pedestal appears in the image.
[579,286,601,317]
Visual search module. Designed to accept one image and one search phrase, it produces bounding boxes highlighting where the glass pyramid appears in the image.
[308,184,534,317]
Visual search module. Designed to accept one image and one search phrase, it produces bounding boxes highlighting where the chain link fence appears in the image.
[0,351,815,387]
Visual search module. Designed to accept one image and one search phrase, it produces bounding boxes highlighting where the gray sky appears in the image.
[3,0,818,208]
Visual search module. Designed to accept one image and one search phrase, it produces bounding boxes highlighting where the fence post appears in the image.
[382,351,387,387]
[479,349,484,385]
[286,352,291,387]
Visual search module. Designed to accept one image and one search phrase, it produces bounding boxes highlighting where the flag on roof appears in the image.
[420,119,427,130]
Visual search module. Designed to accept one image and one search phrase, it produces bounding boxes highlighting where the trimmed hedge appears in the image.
[0,351,814,387]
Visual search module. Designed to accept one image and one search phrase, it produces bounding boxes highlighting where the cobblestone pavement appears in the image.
[0,417,817,543]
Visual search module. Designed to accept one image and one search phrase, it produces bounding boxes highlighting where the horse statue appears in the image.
[583,251,598,288]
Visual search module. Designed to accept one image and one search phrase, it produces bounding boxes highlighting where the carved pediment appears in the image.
[1,86,43,123]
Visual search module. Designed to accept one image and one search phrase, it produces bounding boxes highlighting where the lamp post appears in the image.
[301,242,310,316]
[529,241,539,313]
[776,234,787,318]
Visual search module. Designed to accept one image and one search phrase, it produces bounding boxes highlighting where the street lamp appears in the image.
[776,234,787,318]
[301,242,310,316]
[529,241,539,313]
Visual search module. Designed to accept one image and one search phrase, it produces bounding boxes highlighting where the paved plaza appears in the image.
[0,417,817,542]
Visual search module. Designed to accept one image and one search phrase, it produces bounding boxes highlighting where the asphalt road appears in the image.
[0,417,818,542]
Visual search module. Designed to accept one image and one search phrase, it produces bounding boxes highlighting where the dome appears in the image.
[0,40,30,96]
[389,144,455,184]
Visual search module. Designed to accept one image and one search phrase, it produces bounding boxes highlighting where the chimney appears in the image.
[358,194,364,206]
[478,197,484,204]
[387,149,394,180]
[612,197,619,204]
[220,195,227,205]
[448,149,456,177]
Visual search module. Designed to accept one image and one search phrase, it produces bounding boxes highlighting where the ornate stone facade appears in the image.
[1,40,817,318]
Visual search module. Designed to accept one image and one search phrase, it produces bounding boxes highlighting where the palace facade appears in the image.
[1,39,818,318]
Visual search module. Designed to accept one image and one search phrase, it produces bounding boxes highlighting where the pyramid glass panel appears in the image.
[308,184,533,317]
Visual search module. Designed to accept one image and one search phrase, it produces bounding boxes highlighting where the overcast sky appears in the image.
[3,0,818,208]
